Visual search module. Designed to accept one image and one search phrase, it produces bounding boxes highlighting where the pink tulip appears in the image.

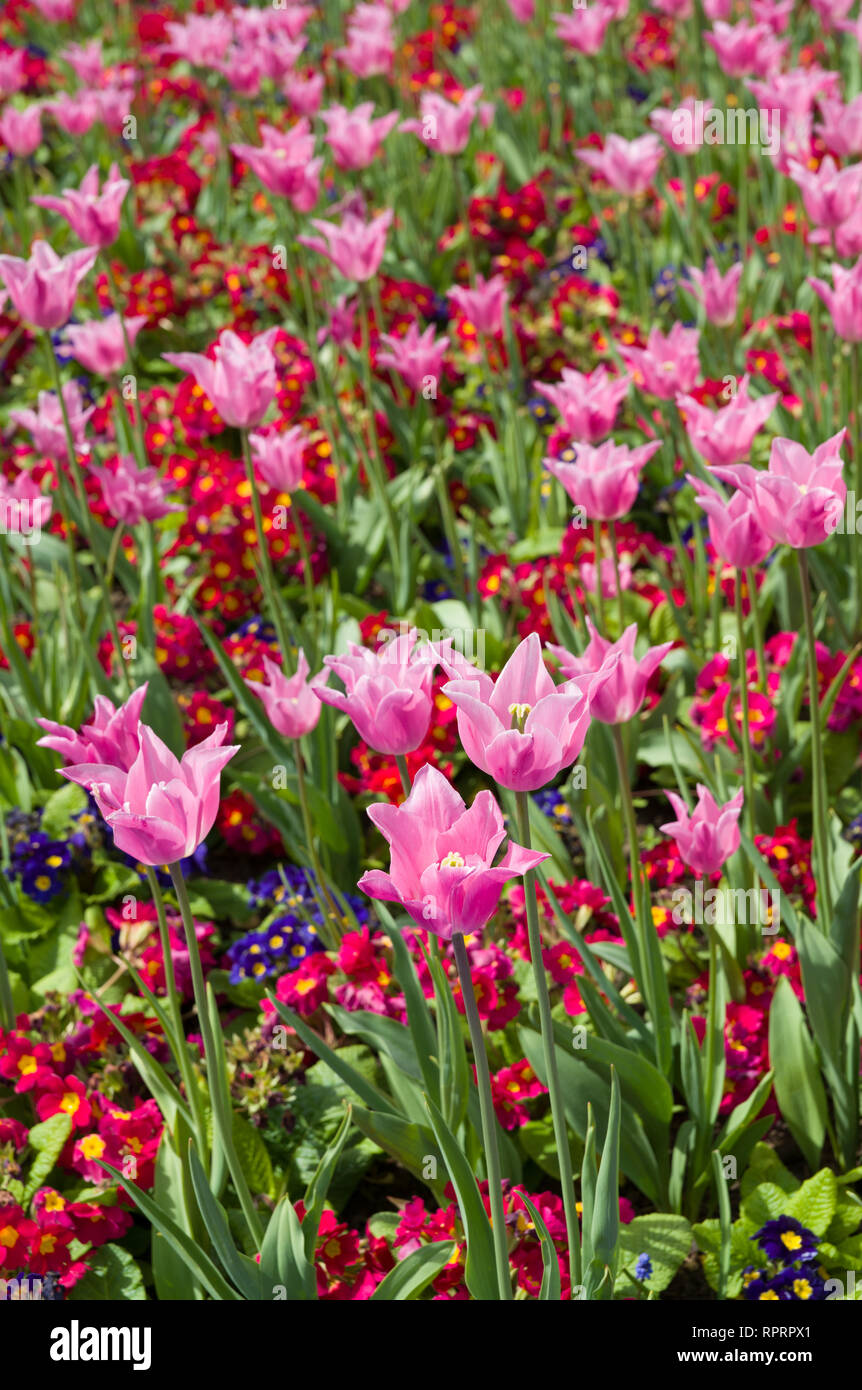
[36,684,149,770]
[576,133,664,196]
[534,365,630,443]
[163,14,234,66]
[686,476,774,568]
[650,98,717,156]
[705,20,785,77]
[317,293,358,348]
[335,3,394,78]
[811,0,854,29]
[836,203,862,259]
[580,555,633,599]
[314,628,438,755]
[439,632,600,792]
[9,381,94,460]
[660,785,744,876]
[0,50,27,101]
[283,69,325,117]
[64,313,147,375]
[0,103,42,158]
[377,322,449,394]
[246,650,327,739]
[676,375,778,467]
[88,455,181,526]
[0,472,52,539]
[788,156,862,230]
[30,0,76,18]
[683,258,743,327]
[808,258,862,343]
[620,323,701,400]
[400,86,491,156]
[33,163,130,249]
[230,121,321,213]
[544,438,660,520]
[249,426,306,493]
[815,95,862,157]
[0,240,97,330]
[299,208,392,282]
[548,621,673,725]
[713,430,847,549]
[59,39,105,85]
[45,91,101,137]
[62,722,238,866]
[506,0,535,19]
[319,102,399,170]
[750,0,794,31]
[163,328,280,429]
[553,3,616,55]
[357,763,549,941]
[448,273,508,337]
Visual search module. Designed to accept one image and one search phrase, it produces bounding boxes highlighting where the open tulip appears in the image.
[314,628,438,755]
[0,240,97,331]
[548,621,673,725]
[36,684,149,771]
[163,329,279,430]
[660,784,744,876]
[246,651,327,739]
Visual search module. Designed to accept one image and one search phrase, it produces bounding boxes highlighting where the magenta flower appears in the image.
[62,723,238,866]
[314,628,437,755]
[676,375,778,468]
[400,85,491,155]
[683,258,743,327]
[439,632,601,792]
[9,380,94,461]
[319,102,399,170]
[249,426,306,493]
[0,103,42,158]
[36,684,149,771]
[808,257,862,343]
[544,438,660,521]
[0,240,97,330]
[788,156,862,230]
[705,19,784,77]
[534,365,630,443]
[284,70,325,117]
[88,455,181,526]
[660,784,744,876]
[299,208,392,282]
[163,328,279,430]
[357,763,548,941]
[64,313,148,376]
[620,322,701,400]
[448,273,507,337]
[687,476,774,569]
[548,621,673,725]
[246,650,327,739]
[377,322,449,394]
[230,121,321,213]
[576,133,664,196]
[553,3,616,55]
[714,431,847,549]
[33,163,130,248]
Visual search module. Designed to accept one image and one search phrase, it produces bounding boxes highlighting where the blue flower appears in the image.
[634,1253,653,1281]
[754,1216,819,1266]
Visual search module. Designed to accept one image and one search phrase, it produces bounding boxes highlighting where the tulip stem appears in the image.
[733,571,756,851]
[146,866,206,1151]
[169,864,263,1246]
[240,429,295,670]
[295,745,342,948]
[451,930,512,1301]
[745,566,767,690]
[852,343,862,633]
[592,520,606,632]
[608,519,625,635]
[395,754,412,799]
[796,552,833,926]
[514,790,582,1294]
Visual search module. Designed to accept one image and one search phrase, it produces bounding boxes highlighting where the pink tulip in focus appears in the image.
[0,103,43,158]
[620,322,701,400]
[249,426,306,493]
[448,274,507,337]
[377,322,449,394]
[36,684,149,770]
[0,240,97,330]
[400,85,491,156]
[808,258,862,342]
[683,258,743,327]
[544,439,660,520]
[314,628,438,755]
[246,650,327,739]
[553,3,616,55]
[548,621,673,725]
[299,208,392,282]
[230,122,321,213]
[163,328,280,429]
[357,763,549,940]
[534,365,630,443]
[660,784,744,876]
[686,476,774,569]
[713,430,847,549]
[62,722,239,866]
[319,102,399,170]
[88,455,181,526]
[64,313,148,376]
[438,633,603,792]
[32,163,130,248]
[10,381,94,460]
[676,375,778,467]
[788,156,862,230]
[576,133,664,196]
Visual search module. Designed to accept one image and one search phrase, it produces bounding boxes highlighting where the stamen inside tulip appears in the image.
[439,851,465,869]
[508,701,531,731]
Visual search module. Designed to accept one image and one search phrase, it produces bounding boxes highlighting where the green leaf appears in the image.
[39,782,87,838]
[784,1168,837,1237]
[232,1112,276,1202]
[370,1241,457,1301]
[424,1096,500,1302]
[615,1214,693,1296]
[519,1193,562,1301]
[187,1144,264,1300]
[350,1105,447,1203]
[768,976,827,1171]
[258,1193,316,1300]
[23,1113,72,1204]
[66,1243,146,1301]
[302,1107,353,1263]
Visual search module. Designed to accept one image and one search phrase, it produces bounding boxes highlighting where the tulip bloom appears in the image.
[683,258,743,327]
[314,628,438,755]
[9,380,94,461]
[400,85,491,155]
[660,784,744,876]
[620,322,701,399]
[33,163,130,248]
[788,156,862,230]
[62,723,238,866]
[163,328,279,430]
[357,764,548,940]
[36,684,149,770]
[533,365,630,443]
[231,121,321,213]
[576,133,664,196]
[448,274,507,337]
[815,94,862,157]
[0,240,97,331]
[808,258,862,343]
[64,313,148,376]
[246,650,327,739]
[544,438,660,520]
[0,473,52,540]
[687,476,774,569]
[676,375,778,468]
[376,322,449,394]
[553,3,616,55]
[319,102,399,170]
[0,103,42,158]
[714,430,847,549]
[249,426,306,493]
[705,19,784,77]
[548,621,673,725]
[88,455,181,526]
[299,208,392,282]
[439,633,600,792]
